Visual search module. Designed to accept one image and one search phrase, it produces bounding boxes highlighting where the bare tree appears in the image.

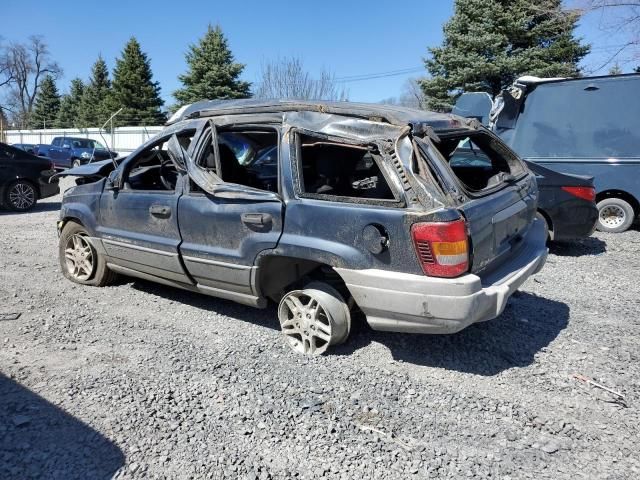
[0,38,14,90]
[574,1,640,70]
[255,56,347,101]
[380,78,428,109]
[4,36,61,127]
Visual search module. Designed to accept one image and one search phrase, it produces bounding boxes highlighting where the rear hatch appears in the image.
[415,129,537,273]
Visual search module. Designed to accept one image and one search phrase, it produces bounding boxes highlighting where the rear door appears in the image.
[177,123,284,296]
[416,131,536,272]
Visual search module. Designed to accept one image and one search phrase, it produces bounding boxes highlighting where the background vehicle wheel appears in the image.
[72,159,82,168]
[278,282,351,356]
[596,198,634,233]
[5,180,37,211]
[58,221,117,286]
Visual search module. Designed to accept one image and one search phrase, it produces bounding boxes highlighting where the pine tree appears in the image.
[80,56,113,127]
[29,75,61,129]
[56,78,85,128]
[173,24,251,108]
[110,38,165,126]
[421,0,591,111]
[608,63,623,75]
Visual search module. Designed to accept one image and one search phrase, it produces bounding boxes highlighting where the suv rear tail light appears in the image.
[411,219,469,278]
[561,186,595,202]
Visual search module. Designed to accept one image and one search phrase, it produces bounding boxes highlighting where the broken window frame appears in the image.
[185,120,282,202]
[118,128,197,194]
[414,129,527,200]
[290,128,405,207]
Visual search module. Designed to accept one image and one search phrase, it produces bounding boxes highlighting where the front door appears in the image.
[97,130,195,283]
[177,124,284,296]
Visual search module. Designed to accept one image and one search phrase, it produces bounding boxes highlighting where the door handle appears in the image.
[149,204,171,218]
[241,212,272,226]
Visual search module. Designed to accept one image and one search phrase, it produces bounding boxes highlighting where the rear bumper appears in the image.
[335,218,548,334]
[38,177,60,199]
[543,201,598,241]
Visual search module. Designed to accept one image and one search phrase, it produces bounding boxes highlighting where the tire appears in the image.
[596,198,635,233]
[278,281,351,356]
[72,159,82,168]
[58,221,117,287]
[5,180,37,211]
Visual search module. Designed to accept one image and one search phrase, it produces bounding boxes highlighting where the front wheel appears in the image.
[278,282,351,356]
[72,159,82,168]
[58,221,117,286]
[596,198,635,233]
[5,180,37,211]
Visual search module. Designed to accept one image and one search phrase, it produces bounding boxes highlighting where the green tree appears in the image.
[608,63,623,75]
[56,78,84,128]
[634,66,640,73]
[421,0,590,111]
[110,37,164,126]
[28,75,60,129]
[173,24,251,108]
[80,56,113,127]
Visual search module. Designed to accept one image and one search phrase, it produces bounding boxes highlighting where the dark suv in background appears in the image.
[56,100,547,355]
[471,74,640,233]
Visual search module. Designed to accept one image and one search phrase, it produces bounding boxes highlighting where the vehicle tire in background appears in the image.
[72,159,82,168]
[278,281,351,356]
[58,221,117,286]
[596,198,635,233]
[5,180,37,211]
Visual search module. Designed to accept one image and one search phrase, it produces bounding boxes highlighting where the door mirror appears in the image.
[105,170,120,191]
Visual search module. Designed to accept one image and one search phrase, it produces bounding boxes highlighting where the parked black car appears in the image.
[11,143,38,155]
[454,91,599,241]
[525,161,597,241]
[0,142,59,211]
[56,100,547,355]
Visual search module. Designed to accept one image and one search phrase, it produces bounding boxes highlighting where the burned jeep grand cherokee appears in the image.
[57,100,547,355]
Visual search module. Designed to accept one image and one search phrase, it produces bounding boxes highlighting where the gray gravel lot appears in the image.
[1,179,639,479]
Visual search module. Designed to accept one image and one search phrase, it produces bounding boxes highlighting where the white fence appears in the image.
[3,126,164,154]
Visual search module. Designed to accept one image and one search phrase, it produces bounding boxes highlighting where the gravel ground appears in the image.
[1,179,639,479]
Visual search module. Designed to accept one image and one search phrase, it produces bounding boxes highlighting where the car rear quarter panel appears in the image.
[531,157,640,203]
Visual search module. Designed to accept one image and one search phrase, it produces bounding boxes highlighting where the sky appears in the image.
[2,0,637,108]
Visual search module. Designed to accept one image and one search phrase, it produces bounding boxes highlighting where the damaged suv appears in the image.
[57,100,547,355]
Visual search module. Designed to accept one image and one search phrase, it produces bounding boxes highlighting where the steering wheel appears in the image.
[155,150,177,190]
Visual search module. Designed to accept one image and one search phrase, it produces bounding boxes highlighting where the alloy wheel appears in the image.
[8,182,36,210]
[64,234,95,281]
[278,291,335,355]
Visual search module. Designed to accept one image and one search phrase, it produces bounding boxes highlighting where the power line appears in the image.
[334,67,424,83]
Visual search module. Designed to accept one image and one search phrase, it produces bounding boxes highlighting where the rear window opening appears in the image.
[297,133,396,202]
[427,132,523,193]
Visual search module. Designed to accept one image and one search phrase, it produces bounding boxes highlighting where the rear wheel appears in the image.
[278,282,351,356]
[58,221,116,286]
[5,180,37,211]
[596,198,634,233]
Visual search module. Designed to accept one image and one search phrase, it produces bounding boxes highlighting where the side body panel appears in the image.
[177,190,283,295]
[97,180,191,283]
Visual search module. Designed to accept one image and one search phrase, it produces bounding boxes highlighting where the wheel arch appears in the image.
[255,254,351,303]
[537,208,553,240]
